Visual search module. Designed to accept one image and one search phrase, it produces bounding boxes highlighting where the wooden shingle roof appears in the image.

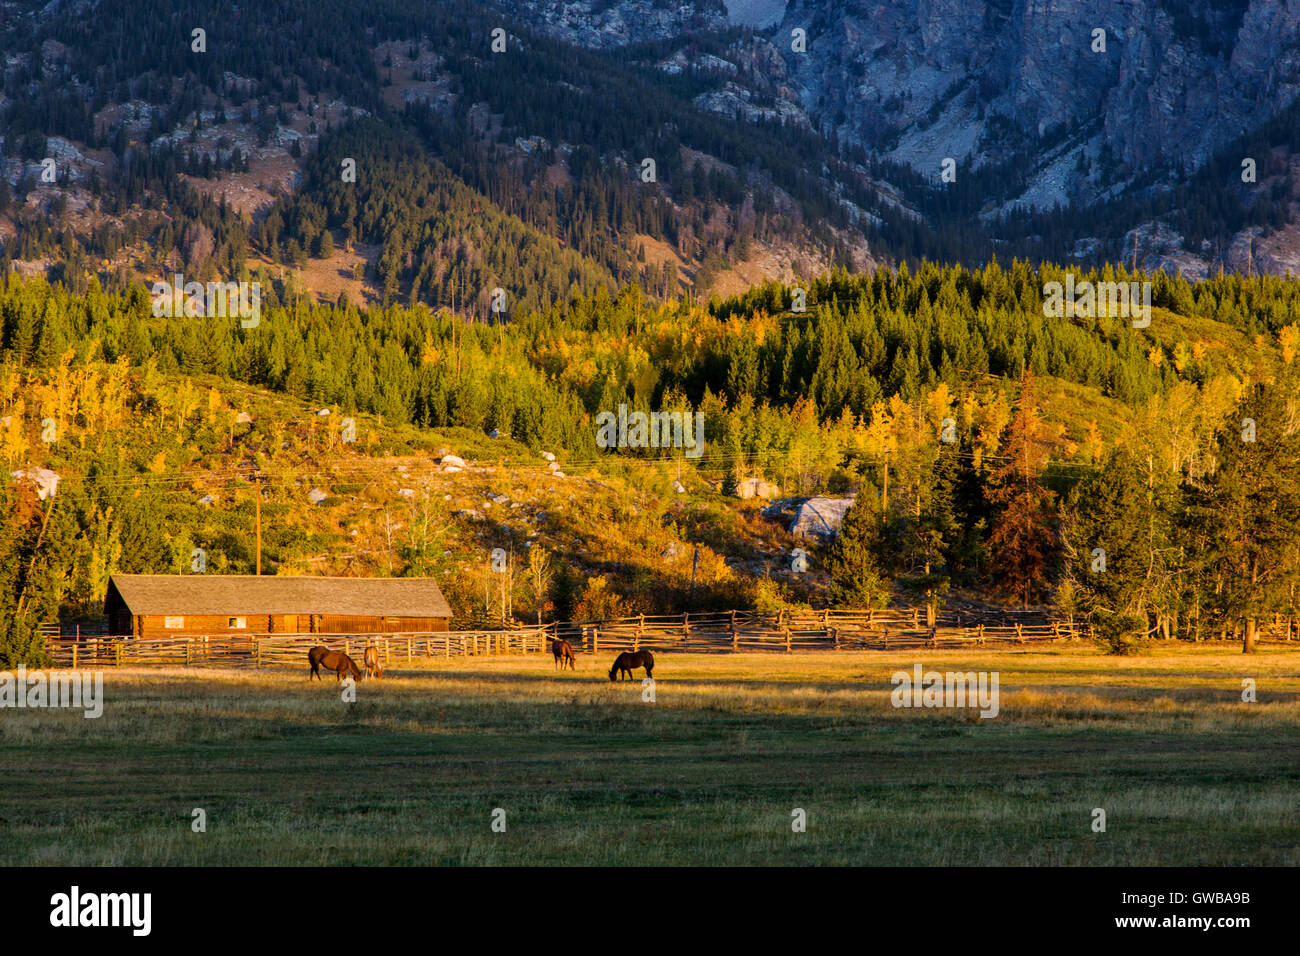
[107,574,452,619]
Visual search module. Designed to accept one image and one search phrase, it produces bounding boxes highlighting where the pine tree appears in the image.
[1185,381,1300,653]
[826,501,891,608]
[1062,451,1154,652]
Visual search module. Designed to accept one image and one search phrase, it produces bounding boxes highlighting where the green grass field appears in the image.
[3,645,1298,865]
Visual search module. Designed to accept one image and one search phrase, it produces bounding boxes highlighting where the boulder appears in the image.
[308,488,328,504]
[789,497,856,540]
[440,454,466,469]
[10,467,60,500]
[734,477,780,500]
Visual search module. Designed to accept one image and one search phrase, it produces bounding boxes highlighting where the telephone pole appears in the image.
[255,492,262,575]
[250,471,267,575]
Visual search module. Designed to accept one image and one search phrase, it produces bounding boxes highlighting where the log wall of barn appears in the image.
[317,615,449,633]
[136,614,273,638]
[131,613,449,637]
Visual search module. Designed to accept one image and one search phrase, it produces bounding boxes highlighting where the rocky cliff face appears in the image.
[483,0,729,49]
[494,0,1300,274]
[778,0,1300,204]
[499,0,1300,209]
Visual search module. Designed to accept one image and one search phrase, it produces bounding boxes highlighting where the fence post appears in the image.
[1015,622,1023,644]
[115,642,122,667]
[978,624,985,645]
[731,625,738,651]
[832,627,839,651]
[784,627,791,653]
[72,643,78,669]
[593,627,600,655]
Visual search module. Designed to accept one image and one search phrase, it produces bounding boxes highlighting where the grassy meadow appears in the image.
[3,645,1298,866]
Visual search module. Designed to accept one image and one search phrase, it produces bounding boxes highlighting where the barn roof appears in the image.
[106,574,452,618]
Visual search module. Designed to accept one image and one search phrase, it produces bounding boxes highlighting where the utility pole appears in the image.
[689,547,699,609]
[251,470,268,575]
[255,491,262,575]
[882,450,889,513]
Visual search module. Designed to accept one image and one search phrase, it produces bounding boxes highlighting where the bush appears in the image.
[1092,611,1148,655]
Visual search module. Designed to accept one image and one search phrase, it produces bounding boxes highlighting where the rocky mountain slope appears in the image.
[495,0,1300,276]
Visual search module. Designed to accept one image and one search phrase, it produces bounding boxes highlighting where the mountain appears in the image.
[492,0,1300,277]
[0,0,888,311]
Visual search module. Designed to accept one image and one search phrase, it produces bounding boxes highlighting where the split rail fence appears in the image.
[42,608,1089,669]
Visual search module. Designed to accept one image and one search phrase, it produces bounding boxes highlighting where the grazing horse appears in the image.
[308,645,363,682]
[608,650,654,682]
[363,645,384,679]
[549,637,576,670]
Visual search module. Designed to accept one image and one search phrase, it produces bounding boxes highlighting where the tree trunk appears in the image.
[1243,617,1257,654]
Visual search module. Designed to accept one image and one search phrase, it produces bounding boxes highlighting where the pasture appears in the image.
[2,645,1298,865]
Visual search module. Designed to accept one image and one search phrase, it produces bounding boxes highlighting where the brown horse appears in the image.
[308,645,363,682]
[363,645,383,679]
[549,637,576,670]
[608,650,654,682]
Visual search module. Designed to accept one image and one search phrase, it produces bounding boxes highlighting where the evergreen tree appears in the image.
[1185,381,1300,653]
[826,501,891,608]
[1062,451,1155,652]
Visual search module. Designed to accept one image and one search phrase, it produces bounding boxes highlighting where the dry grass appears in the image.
[2,645,1298,865]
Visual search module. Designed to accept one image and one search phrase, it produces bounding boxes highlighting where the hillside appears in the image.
[2,260,1298,663]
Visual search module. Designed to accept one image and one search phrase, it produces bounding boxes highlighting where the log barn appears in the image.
[104,574,453,638]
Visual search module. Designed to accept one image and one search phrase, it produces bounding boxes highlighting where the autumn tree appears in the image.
[986,371,1058,607]
[526,545,553,626]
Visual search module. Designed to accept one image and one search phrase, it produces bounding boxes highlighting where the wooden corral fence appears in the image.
[43,628,553,670]
[554,608,1086,656]
[41,608,1094,669]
